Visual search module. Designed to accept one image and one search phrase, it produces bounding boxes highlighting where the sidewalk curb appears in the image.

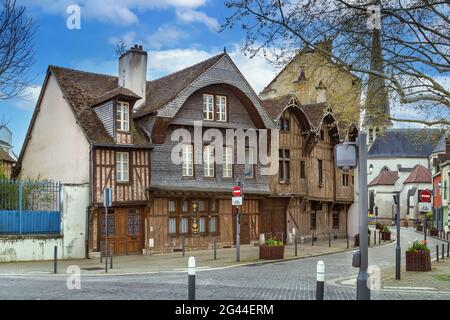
[0,240,396,278]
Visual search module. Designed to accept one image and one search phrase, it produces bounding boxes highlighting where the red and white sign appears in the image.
[232,186,242,197]
[418,189,432,203]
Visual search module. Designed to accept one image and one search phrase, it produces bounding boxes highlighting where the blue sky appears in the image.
[1,0,279,155]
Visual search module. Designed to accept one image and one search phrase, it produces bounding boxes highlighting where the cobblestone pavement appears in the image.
[0,228,448,300]
[0,238,361,275]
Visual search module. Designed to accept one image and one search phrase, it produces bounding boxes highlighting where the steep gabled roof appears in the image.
[93,87,141,107]
[134,53,226,118]
[368,129,445,158]
[403,165,432,184]
[0,148,15,163]
[260,94,298,120]
[368,170,399,186]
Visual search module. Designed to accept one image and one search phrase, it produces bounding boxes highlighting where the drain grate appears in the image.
[82,267,105,271]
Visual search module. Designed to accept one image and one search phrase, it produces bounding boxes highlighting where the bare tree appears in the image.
[114,39,128,58]
[0,0,34,100]
[223,0,449,126]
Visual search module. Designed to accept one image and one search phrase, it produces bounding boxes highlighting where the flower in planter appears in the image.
[264,238,283,247]
[407,240,430,253]
[380,225,390,234]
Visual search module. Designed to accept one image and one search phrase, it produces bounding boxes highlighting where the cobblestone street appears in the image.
[0,228,448,300]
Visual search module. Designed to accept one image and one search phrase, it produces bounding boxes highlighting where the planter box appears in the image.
[259,245,285,260]
[430,229,438,236]
[381,232,391,241]
[406,251,431,272]
[375,224,381,230]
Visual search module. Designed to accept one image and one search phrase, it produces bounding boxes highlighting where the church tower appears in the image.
[363,28,392,146]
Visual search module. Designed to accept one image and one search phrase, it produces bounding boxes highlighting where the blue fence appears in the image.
[0,179,61,235]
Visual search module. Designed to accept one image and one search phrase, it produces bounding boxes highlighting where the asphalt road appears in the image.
[0,228,448,300]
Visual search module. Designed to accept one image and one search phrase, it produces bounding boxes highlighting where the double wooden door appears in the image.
[101,208,143,255]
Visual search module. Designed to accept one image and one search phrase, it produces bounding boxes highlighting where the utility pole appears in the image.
[356,131,370,300]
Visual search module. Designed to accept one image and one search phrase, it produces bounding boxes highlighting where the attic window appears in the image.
[116,101,130,132]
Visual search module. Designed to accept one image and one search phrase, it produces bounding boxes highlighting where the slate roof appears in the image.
[260,95,327,130]
[403,165,432,184]
[93,87,141,107]
[368,170,399,186]
[134,53,226,118]
[368,129,445,158]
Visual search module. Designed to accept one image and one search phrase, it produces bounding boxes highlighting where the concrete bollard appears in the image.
[316,260,325,300]
[53,246,58,274]
[188,257,196,300]
[259,233,265,245]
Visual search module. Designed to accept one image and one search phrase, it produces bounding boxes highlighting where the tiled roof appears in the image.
[301,103,328,129]
[368,170,399,186]
[403,165,432,184]
[260,95,296,120]
[368,129,445,158]
[93,87,141,107]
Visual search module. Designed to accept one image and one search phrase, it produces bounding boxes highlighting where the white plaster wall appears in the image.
[19,74,90,184]
[368,158,428,181]
[0,184,89,262]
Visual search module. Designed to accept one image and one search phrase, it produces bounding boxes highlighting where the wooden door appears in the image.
[100,208,143,256]
[260,198,288,242]
[233,212,250,245]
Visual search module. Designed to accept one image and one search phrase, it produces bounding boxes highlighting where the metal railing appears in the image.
[0,179,61,235]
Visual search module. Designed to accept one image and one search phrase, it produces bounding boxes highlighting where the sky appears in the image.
[0,0,436,156]
[0,0,280,155]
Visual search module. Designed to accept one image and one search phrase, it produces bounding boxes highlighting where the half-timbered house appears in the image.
[260,95,357,241]
[14,45,276,255]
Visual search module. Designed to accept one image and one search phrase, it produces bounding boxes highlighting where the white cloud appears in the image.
[70,45,279,94]
[13,86,42,110]
[108,31,137,47]
[18,0,208,26]
[146,26,188,50]
[175,9,220,32]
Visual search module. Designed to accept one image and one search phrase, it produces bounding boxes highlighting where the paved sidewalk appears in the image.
[382,255,450,293]
[0,237,390,276]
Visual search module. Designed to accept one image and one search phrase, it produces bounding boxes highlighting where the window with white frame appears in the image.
[216,95,227,121]
[116,101,130,131]
[182,144,194,177]
[223,147,233,178]
[244,148,254,178]
[209,216,218,234]
[180,218,189,234]
[116,152,129,182]
[203,94,214,120]
[203,145,215,177]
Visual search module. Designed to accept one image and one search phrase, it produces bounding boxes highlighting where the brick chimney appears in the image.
[119,44,148,111]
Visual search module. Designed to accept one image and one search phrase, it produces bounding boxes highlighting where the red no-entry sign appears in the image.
[232,186,242,197]
[419,189,432,203]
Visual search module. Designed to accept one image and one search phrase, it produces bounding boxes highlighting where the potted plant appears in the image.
[416,223,423,232]
[375,222,382,230]
[430,226,438,236]
[380,225,391,241]
[406,240,431,271]
[354,229,371,247]
[259,238,285,260]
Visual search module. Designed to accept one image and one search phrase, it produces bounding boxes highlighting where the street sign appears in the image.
[103,188,112,207]
[232,196,243,206]
[418,202,432,213]
[232,186,242,197]
[418,189,432,203]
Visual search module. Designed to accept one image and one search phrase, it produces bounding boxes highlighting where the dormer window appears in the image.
[116,101,130,131]
[203,94,227,122]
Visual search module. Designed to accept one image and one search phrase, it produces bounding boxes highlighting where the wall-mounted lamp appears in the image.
[368,164,374,175]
